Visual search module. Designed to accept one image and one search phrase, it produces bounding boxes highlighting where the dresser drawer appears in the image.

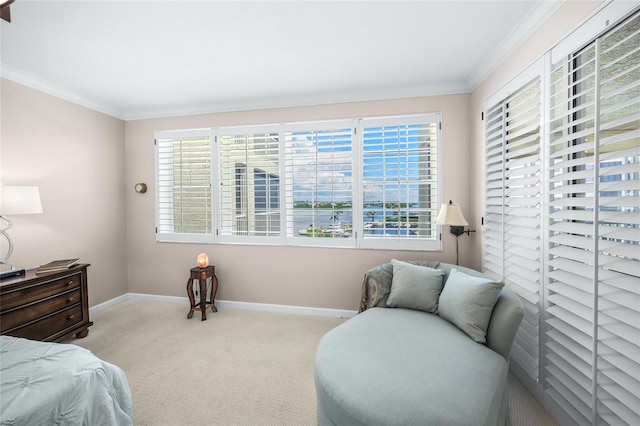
[0,274,81,311]
[1,289,81,332]
[4,305,83,341]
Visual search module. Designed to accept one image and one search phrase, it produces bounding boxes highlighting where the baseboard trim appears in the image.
[216,299,357,319]
[90,293,357,319]
[90,294,130,315]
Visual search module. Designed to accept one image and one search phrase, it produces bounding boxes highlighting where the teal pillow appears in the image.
[438,268,505,343]
[386,259,445,313]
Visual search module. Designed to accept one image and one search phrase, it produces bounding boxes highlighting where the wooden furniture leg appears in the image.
[186,278,195,319]
[76,329,89,338]
[199,276,207,321]
[210,274,219,313]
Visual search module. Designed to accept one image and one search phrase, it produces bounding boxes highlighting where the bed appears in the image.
[0,335,132,425]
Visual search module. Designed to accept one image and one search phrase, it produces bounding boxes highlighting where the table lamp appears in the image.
[0,186,43,278]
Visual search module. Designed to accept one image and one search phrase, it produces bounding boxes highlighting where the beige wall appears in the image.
[467,0,604,270]
[125,95,471,311]
[0,79,128,306]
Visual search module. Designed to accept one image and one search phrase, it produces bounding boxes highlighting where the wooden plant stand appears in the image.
[186,265,218,321]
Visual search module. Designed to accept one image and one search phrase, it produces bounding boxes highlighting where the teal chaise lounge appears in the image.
[314,261,524,426]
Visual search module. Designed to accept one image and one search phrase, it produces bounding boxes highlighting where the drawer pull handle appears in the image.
[67,297,75,303]
[67,314,75,321]
[66,281,74,286]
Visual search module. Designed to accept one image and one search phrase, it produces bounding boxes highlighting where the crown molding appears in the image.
[466,0,565,91]
[0,64,125,120]
[1,59,468,121]
[122,80,470,121]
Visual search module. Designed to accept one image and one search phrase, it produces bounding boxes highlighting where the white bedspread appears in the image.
[0,336,132,426]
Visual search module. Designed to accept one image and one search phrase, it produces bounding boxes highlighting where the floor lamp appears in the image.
[0,186,43,278]
[436,200,475,265]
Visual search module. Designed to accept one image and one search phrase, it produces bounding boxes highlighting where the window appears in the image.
[156,129,213,242]
[483,6,639,426]
[155,113,442,250]
[483,64,543,382]
[361,115,440,250]
[283,120,354,247]
[218,126,280,241]
[545,11,639,425]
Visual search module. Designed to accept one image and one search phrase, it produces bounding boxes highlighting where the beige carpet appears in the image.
[73,300,556,426]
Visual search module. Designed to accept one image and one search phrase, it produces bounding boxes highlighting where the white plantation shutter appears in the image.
[360,114,440,250]
[283,121,354,246]
[596,21,640,426]
[546,11,639,426]
[217,125,280,240]
[547,41,599,423]
[155,129,213,242]
[483,101,506,280]
[483,11,639,425]
[155,114,441,249]
[483,69,543,381]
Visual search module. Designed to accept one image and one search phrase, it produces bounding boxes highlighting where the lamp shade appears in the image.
[0,186,43,215]
[435,202,468,226]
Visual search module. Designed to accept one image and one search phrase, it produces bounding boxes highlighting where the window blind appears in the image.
[546,11,639,426]
[361,115,440,250]
[283,121,354,244]
[155,114,441,249]
[218,125,280,238]
[156,129,212,240]
[483,74,543,381]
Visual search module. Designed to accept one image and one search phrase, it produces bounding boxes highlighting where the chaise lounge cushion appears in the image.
[386,259,445,313]
[438,268,505,343]
[315,307,508,426]
[359,260,441,311]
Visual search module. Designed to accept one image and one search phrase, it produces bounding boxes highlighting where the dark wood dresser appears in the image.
[0,264,92,342]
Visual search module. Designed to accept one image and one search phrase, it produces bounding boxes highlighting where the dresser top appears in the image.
[0,264,90,288]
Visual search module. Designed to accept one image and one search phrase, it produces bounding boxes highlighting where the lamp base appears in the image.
[0,268,25,279]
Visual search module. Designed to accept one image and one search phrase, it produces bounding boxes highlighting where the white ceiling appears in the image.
[0,1,562,120]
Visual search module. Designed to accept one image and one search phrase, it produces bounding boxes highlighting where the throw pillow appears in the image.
[438,268,504,343]
[386,259,445,313]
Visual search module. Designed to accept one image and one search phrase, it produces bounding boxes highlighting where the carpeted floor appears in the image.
[73,300,557,426]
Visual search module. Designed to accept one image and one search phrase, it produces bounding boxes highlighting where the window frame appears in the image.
[482,57,545,382]
[155,113,443,251]
[216,124,283,246]
[282,119,358,249]
[359,114,442,250]
[155,128,215,244]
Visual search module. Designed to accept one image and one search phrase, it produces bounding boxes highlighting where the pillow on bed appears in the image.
[438,268,504,343]
[386,259,445,313]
